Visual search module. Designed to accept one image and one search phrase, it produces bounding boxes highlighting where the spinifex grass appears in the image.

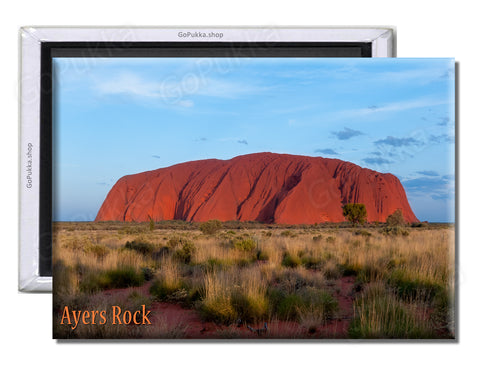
[53,222,454,339]
[348,282,437,339]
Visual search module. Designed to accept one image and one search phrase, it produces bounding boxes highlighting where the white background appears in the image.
[1,1,477,368]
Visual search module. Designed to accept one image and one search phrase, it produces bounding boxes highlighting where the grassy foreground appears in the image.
[53,221,455,339]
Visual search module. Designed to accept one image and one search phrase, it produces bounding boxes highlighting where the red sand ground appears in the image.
[95,276,356,339]
[96,152,418,224]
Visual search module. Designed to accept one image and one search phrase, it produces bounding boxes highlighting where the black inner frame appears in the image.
[40,41,373,277]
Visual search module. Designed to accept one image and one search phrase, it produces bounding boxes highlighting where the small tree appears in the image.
[386,209,406,226]
[199,219,223,235]
[149,217,155,232]
[342,203,367,226]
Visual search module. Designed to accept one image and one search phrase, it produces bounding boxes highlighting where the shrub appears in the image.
[342,203,367,225]
[353,229,372,237]
[233,237,256,252]
[268,287,338,322]
[270,290,303,320]
[231,289,268,323]
[382,226,410,236]
[300,255,322,270]
[312,235,323,242]
[411,222,428,228]
[326,236,336,244]
[103,267,145,289]
[348,283,436,339]
[152,246,172,260]
[340,262,361,277]
[150,261,185,300]
[141,267,155,281]
[199,296,237,324]
[322,260,342,279]
[174,240,196,264]
[150,278,185,301]
[387,269,443,302]
[84,244,110,259]
[280,230,296,237]
[256,249,269,261]
[80,266,144,292]
[199,219,223,235]
[205,258,231,270]
[166,236,184,248]
[386,209,406,227]
[281,252,301,268]
[124,238,156,255]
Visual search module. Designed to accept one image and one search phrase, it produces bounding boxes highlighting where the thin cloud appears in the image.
[152,155,161,159]
[363,157,393,165]
[374,136,422,147]
[326,97,449,122]
[237,139,248,145]
[417,170,439,177]
[430,134,454,144]
[403,175,454,201]
[437,117,450,126]
[94,72,267,104]
[332,127,364,140]
[315,148,339,155]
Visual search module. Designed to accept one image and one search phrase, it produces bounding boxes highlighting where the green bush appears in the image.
[353,229,372,237]
[348,285,436,339]
[84,244,110,259]
[174,240,196,264]
[231,290,268,323]
[381,226,410,236]
[280,230,296,237]
[386,209,406,227]
[233,237,256,252]
[141,267,155,281]
[268,287,338,322]
[281,252,301,268]
[166,236,184,248]
[326,236,336,244]
[80,266,144,292]
[199,219,223,235]
[199,297,237,325]
[388,269,443,302]
[104,267,145,289]
[150,277,185,301]
[300,255,322,270]
[342,203,367,225]
[124,238,156,255]
[256,249,269,261]
[411,222,428,228]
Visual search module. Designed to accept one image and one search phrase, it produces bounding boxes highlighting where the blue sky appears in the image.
[52,57,455,222]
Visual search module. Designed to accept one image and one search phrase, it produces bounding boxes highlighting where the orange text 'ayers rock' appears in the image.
[95,152,418,224]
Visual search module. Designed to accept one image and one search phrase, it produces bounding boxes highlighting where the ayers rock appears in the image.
[95,152,418,224]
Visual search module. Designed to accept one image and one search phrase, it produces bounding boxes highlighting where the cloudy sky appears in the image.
[53,57,455,222]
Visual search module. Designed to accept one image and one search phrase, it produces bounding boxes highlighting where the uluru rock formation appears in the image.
[95,152,418,224]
